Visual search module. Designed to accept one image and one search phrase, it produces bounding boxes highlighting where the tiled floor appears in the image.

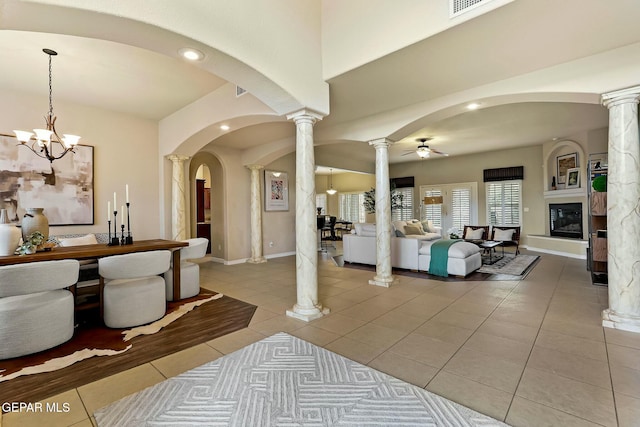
[4,247,640,426]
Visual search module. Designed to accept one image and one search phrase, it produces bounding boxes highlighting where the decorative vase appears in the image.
[21,208,49,243]
[551,176,557,190]
[0,209,21,256]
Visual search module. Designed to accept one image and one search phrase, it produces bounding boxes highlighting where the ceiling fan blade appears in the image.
[401,151,415,156]
[430,148,449,156]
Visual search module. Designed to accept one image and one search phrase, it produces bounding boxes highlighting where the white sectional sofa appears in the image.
[342,221,482,277]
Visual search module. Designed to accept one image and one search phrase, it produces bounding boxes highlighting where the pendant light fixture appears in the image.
[13,48,80,163]
[326,168,337,195]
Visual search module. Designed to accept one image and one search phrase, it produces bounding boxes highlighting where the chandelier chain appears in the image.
[48,53,54,117]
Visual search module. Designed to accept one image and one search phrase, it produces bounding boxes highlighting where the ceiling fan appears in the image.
[401,138,448,159]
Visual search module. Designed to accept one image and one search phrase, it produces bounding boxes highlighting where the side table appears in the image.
[479,240,504,265]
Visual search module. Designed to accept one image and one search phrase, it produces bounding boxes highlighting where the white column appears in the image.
[368,138,396,287]
[285,109,329,322]
[167,154,190,241]
[247,164,267,263]
[601,86,640,333]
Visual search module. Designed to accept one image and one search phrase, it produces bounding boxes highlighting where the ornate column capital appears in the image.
[368,137,395,149]
[246,164,264,171]
[286,108,324,125]
[602,86,640,109]
[166,154,190,163]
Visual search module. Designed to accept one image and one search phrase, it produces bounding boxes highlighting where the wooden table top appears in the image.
[0,239,188,266]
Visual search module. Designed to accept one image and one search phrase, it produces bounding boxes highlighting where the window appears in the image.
[486,180,522,226]
[421,189,442,227]
[339,192,365,223]
[391,187,414,221]
[450,187,471,231]
[316,194,326,215]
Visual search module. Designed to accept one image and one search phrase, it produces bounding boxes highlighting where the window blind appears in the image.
[486,181,521,226]
[392,187,414,221]
[421,189,443,227]
[339,192,365,223]
[316,194,327,215]
[451,188,471,230]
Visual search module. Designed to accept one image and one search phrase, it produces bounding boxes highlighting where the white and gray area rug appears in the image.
[95,332,507,426]
[477,254,539,276]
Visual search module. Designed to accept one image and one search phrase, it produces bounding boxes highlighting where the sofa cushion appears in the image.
[465,228,484,240]
[404,233,441,241]
[392,220,407,232]
[494,228,515,241]
[419,241,480,258]
[420,220,435,233]
[354,223,376,237]
[404,223,424,236]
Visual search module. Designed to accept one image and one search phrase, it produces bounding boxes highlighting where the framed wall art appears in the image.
[557,152,577,185]
[0,133,94,225]
[566,167,581,189]
[264,170,289,211]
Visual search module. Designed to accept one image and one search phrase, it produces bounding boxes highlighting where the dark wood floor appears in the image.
[0,293,256,405]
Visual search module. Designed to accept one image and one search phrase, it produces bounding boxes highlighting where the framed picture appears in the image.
[264,170,289,211]
[557,152,577,185]
[566,167,580,189]
[0,133,94,225]
[589,153,608,172]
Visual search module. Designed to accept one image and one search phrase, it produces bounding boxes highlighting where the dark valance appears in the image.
[483,166,524,182]
[390,176,414,188]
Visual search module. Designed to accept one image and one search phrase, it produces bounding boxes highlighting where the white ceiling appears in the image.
[2,0,635,167]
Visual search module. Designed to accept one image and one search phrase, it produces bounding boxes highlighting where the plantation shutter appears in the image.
[316,194,327,215]
[421,189,443,227]
[450,188,471,231]
[486,181,521,226]
[392,187,414,221]
[339,193,365,223]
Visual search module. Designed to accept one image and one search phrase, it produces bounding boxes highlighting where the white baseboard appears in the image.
[210,251,297,266]
[522,245,587,259]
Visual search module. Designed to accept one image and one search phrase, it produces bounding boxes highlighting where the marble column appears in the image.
[285,109,329,322]
[167,154,190,241]
[601,86,640,333]
[247,164,267,263]
[368,138,396,287]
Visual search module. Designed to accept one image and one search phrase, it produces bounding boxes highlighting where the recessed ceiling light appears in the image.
[220,125,230,131]
[466,103,480,110]
[178,48,204,61]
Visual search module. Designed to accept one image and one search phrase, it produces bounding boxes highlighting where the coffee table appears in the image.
[479,240,504,265]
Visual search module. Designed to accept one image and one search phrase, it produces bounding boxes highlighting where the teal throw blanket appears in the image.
[429,239,462,277]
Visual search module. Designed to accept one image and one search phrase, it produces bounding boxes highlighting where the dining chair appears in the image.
[0,259,79,359]
[164,238,209,301]
[99,250,171,328]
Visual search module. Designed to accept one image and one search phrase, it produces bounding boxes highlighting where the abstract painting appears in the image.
[0,134,94,225]
[264,170,288,211]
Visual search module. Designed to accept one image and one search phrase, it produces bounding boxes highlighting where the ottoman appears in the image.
[418,240,482,277]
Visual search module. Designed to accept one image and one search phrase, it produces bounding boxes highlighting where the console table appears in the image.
[0,239,189,302]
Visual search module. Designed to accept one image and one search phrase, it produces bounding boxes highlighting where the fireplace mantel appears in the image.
[543,188,586,199]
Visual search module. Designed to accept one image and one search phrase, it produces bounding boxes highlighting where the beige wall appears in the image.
[263,153,297,256]
[390,145,545,241]
[315,171,375,219]
[0,88,160,239]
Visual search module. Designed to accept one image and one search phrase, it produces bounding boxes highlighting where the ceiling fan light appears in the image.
[416,148,430,158]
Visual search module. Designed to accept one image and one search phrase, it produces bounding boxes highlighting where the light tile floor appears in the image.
[4,247,640,426]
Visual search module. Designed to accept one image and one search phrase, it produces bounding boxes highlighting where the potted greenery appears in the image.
[363,186,404,214]
[17,231,46,255]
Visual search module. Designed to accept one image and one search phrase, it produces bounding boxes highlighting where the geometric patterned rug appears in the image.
[94,332,508,426]
[477,254,539,276]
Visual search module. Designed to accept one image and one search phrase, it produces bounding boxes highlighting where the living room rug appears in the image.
[0,292,256,405]
[477,254,539,276]
[94,332,507,426]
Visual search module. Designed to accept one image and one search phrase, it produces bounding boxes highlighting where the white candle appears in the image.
[126,184,129,203]
[113,192,117,210]
[107,201,111,221]
[121,206,124,226]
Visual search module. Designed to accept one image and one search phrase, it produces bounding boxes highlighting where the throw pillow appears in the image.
[465,228,484,240]
[420,219,435,233]
[395,229,406,238]
[404,223,424,236]
[494,228,515,241]
[58,234,98,247]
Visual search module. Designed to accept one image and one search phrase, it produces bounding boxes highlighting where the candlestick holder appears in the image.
[120,224,126,246]
[107,219,113,246]
[110,210,120,246]
[125,202,133,244]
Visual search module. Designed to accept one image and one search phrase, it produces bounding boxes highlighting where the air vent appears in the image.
[236,86,247,97]
[450,0,492,17]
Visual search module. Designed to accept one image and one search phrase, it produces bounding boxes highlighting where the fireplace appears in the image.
[549,203,583,239]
